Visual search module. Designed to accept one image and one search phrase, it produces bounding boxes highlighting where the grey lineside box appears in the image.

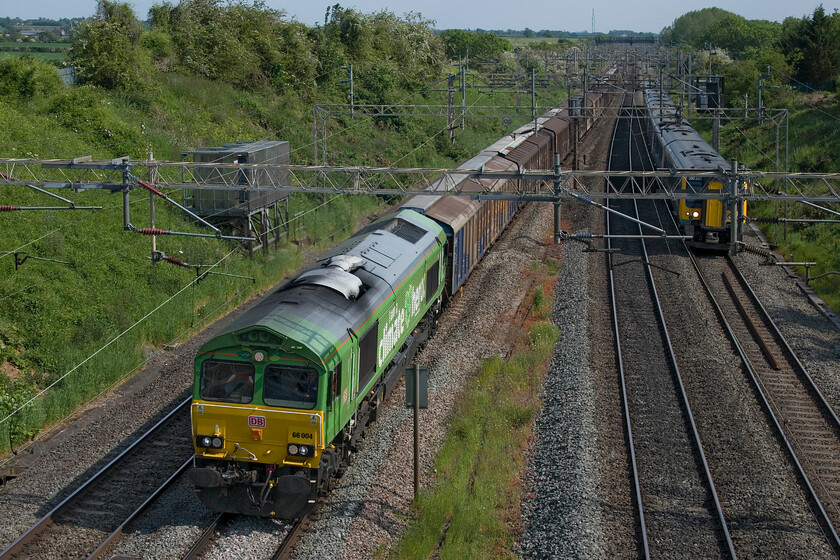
[184,140,289,216]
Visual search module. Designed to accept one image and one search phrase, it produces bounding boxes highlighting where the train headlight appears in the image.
[287,443,315,457]
[692,211,700,218]
[197,435,224,449]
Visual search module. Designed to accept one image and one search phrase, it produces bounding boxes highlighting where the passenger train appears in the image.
[643,87,746,251]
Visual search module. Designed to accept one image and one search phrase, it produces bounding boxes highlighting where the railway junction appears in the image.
[1,55,840,559]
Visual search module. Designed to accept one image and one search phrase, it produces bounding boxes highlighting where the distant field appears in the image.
[0,41,69,49]
[0,41,68,62]
[503,36,565,47]
[0,51,66,61]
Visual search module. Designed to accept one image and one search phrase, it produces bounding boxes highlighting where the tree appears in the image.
[660,7,733,47]
[701,14,780,58]
[0,56,63,100]
[779,5,840,84]
[69,1,149,90]
[438,29,511,61]
[799,5,840,82]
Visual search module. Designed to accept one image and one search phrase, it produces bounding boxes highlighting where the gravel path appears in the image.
[518,237,607,559]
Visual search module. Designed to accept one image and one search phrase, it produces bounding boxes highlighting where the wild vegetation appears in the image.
[0,1,573,454]
[391,260,561,559]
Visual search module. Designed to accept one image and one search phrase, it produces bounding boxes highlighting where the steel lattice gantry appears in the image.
[2,156,840,203]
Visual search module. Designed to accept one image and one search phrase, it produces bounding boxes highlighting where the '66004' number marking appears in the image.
[292,431,313,439]
[248,415,267,428]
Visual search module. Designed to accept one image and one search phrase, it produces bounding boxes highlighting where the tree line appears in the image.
[661,5,840,89]
[67,0,556,99]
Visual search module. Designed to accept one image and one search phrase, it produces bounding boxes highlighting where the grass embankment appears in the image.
[709,94,840,310]
[390,258,561,559]
[0,57,570,455]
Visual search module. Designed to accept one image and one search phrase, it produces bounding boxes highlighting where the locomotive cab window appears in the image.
[199,360,255,404]
[264,365,319,410]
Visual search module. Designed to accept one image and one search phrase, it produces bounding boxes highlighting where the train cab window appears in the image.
[328,363,342,408]
[199,360,254,404]
[264,365,318,410]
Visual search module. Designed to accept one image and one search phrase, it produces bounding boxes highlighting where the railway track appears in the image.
[0,398,194,560]
[607,101,734,558]
[180,512,305,560]
[693,253,840,553]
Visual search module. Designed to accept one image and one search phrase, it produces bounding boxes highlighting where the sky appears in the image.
[2,0,838,33]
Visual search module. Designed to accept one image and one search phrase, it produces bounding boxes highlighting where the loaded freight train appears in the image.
[188,83,614,518]
[643,88,746,251]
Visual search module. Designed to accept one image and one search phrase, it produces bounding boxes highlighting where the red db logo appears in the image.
[248,415,267,428]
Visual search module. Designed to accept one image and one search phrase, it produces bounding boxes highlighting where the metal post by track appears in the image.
[413,363,420,500]
[729,159,739,255]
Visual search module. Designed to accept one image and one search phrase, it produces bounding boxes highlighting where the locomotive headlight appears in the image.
[288,444,299,456]
[197,435,224,448]
[299,445,309,456]
[692,211,700,218]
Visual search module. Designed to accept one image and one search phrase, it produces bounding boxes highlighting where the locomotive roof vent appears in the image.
[292,254,367,300]
[380,218,426,244]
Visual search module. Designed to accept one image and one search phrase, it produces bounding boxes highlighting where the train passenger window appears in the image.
[264,365,318,410]
[199,360,254,404]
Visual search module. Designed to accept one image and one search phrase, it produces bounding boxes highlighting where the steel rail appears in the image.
[180,513,232,560]
[635,203,736,558]
[688,253,840,555]
[606,101,649,559]
[0,397,192,559]
[270,515,307,560]
[86,457,193,560]
[628,99,737,558]
[725,258,840,432]
[608,101,736,558]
